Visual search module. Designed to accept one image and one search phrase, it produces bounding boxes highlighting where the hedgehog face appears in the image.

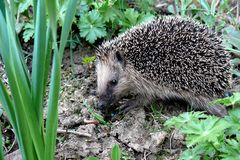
[96,51,127,113]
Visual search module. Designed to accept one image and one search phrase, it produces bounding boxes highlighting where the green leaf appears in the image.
[58,0,78,60]
[87,156,100,160]
[23,21,34,42]
[211,92,240,106]
[57,0,68,26]
[18,0,32,13]
[44,0,77,159]
[119,9,155,32]
[138,12,155,24]
[224,26,240,50]
[98,0,118,22]
[76,1,89,16]
[83,100,109,126]
[123,8,140,26]
[0,126,4,160]
[111,144,121,160]
[164,112,208,129]
[135,0,156,13]
[220,139,240,160]
[182,117,230,147]
[231,58,240,65]
[179,147,201,160]
[79,10,107,43]
[82,56,96,64]
[225,109,240,130]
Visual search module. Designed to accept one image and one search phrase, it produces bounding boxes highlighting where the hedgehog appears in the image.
[95,16,232,117]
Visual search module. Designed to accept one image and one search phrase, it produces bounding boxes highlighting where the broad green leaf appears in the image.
[225,109,240,130]
[138,12,155,24]
[211,92,240,106]
[224,26,240,49]
[79,10,107,43]
[182,117,230,147]
[231,58,240,65]
[135,0,156,13]
[23,21,34,42]
[164,112,208,129]
[82,56,96,64]
[220,139,240,160]
[179,148,201,160]
[119,9,155,32]
[111,144,121,160]
[18,0,32,13]
[98,0,118,22]
[123,9,140,26]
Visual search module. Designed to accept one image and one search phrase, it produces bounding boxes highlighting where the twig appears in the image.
[143,150,151,160]
[169,129,176,152]
[57,129,92,138]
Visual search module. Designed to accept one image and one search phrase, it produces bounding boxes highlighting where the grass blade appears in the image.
[111,144,121,160]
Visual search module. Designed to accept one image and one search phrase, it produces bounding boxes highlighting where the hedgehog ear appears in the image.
[115,51,125,66]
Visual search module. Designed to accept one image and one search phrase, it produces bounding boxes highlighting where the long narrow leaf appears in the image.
[44,0,77,159]
[45,0,57,38]
[1,5,35,160]
[59,0,77,60]
[43,24,53,90]
[31,0,47,126]
[44,48,60,160]
[0,125,4,160]
[111,144,121,160]
[3,2,44,159]
[0,0,5,19]
[0,81,18,138]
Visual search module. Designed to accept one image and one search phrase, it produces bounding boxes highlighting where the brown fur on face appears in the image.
[96,51,131,111]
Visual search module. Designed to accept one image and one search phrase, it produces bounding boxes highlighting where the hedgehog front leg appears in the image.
[117,95,152,114]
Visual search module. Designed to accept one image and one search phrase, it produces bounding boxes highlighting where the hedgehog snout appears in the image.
[98,100,108,114]
[97,94,116,114]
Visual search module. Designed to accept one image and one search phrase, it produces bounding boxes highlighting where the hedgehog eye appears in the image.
[110,79,118,85]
